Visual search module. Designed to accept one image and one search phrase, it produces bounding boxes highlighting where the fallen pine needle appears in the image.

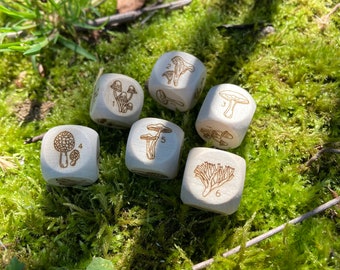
[192,196,340,270]
[0,156,16,171]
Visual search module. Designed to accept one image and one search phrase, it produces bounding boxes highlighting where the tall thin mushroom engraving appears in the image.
[194,161,235,197]
[54,131,75,168]
[140,123,172,160]
[162,56,195,87]
[219,90,249,118]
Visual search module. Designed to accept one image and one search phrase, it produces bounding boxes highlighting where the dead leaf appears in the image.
[117,0,145,14]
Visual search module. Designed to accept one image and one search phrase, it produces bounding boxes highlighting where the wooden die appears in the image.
[40,125,99,186]
[125,118,184,179]
[181,147,246,215]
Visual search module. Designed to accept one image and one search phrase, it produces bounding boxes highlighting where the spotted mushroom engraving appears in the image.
[194,161,235,197]
[140,123,173,160]
[111,80,137,113]
[53,131,81,168]
[219,90,249,118]
[162,56,195,87]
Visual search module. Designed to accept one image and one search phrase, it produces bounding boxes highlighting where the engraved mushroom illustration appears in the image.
[200,127,233,146]
[140,123,173,160]
[194,161,235,197]
[69,149,80,166]
[219,90,249,118]
[156,89,185,107]
[162,56,195,87]
[111,80,137,113]
[54,131,75,168]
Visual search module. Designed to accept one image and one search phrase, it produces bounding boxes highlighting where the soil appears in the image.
[14,99,54,123]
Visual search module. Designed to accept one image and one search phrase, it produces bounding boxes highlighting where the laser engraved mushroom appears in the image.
[156,89,184,107]
[200,127,233,146]
[69,149,80,166]
[162,56,195,87]
[54,131,75,168]
[219,90,249,118]
[194,161,235,197]
[140,123,173,160]
[111,81,137,113]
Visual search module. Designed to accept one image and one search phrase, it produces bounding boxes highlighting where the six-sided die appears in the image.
[40,125,100,186]
[125,117,184,179]
[90,73,144,128]
[148,51,206,112]
[181,147,246,215]
[195,84,256,149]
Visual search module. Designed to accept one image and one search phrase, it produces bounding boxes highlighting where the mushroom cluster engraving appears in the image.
[111,80,137,113]
[219,90,249,118]
[162,56,195,87]
[140,123,173,160]
[194,161,235,197]
[53,131,81,168]
[199,127,233,146]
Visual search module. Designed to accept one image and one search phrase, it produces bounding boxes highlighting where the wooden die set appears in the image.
[40,51,256,215]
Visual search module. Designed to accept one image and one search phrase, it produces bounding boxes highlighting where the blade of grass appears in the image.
[0,5,36,20]
[58,35,96,61]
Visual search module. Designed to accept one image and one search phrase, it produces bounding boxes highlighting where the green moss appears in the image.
[0,0,339,269]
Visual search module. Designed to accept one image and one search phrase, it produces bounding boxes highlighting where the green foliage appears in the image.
[0,0,339,269]
[0,0,101,60]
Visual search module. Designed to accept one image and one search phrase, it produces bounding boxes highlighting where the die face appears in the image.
[40,125,99,186]
[125,118,184,179]
[195,84,256,149]
[148,51,206,111]
[180,147,246,215]
[90,73,144,128]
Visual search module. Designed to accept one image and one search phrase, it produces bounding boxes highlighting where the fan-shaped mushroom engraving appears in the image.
[194,161,235,197]
[54,131,75,168]
[219,90,249,118]
[111,80,137,113]
[200,127,233,146]
[162,56,195,87]
[140,123,173,160]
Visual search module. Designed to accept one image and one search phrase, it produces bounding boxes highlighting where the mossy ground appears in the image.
[0,0,339,269]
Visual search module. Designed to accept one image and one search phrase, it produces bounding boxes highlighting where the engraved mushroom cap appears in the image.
[146,123,172,133]
[219,90,249,104]
[111,80,122,92]
[69,149,80,160]
[127,85,137,94]
[54,131,75,152]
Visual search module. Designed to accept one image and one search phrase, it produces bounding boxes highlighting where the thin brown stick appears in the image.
[24,133,45,144]
[192,196,340,270]
[305,147,340,167]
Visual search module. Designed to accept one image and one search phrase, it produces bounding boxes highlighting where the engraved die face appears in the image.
[148,51,206,112]
[195,84,256,149]
[125,118,184,179]
[40,125,99,186]
[90,73,144,128]
[181,147,246,215]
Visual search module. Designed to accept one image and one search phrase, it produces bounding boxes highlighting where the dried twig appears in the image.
[24,133,46,144]
[316,3,340,30]
[192,196,340,270]
[82,0,192,28]
[305,147,340,167]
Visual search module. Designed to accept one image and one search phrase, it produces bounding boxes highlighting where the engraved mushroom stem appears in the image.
[140,134,158,159]
[140,123,173,160]
[219,90,249,118]
[156,89,184,107]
